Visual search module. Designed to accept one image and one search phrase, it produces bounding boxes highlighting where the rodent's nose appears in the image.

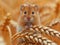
[27,16,31,20]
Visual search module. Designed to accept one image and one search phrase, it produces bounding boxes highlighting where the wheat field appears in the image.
[0,0,60,45]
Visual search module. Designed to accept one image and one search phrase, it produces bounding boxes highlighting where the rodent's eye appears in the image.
[32,12,34,15]
[24,11,27,15]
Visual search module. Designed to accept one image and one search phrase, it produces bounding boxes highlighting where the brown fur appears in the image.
[18,4,41,29]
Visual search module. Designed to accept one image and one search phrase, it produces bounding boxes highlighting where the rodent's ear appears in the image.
[20,5,25,11]
[34,5,39,11]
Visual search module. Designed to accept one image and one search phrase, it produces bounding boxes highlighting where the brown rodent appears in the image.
[17,4,41,30]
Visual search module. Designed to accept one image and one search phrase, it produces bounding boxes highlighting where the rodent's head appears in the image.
[18,4,40,28]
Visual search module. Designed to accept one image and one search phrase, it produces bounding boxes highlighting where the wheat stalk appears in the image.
[30,25,60,38]
[12,28,57,45]
[48,18,60,27]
